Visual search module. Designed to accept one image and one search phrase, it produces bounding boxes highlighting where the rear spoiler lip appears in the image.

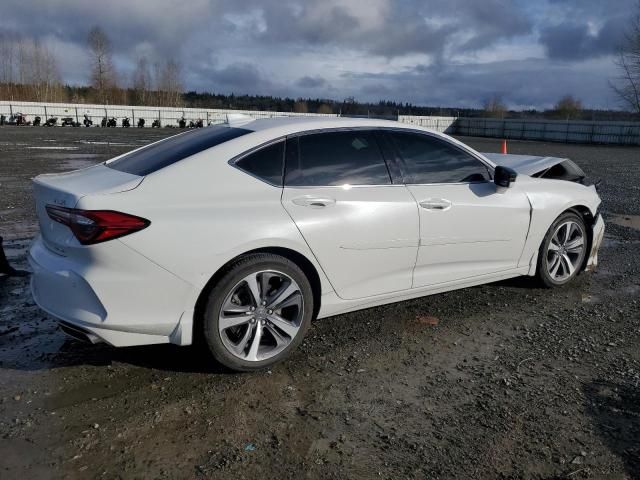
[32,164,144,198]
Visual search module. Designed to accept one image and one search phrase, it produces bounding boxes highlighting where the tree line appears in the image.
[1,19,639,120]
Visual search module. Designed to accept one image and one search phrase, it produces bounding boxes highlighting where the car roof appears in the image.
[231,116,494,167]
[242,116,422,135]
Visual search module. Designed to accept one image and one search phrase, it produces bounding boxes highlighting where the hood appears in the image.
[482,153,567,176]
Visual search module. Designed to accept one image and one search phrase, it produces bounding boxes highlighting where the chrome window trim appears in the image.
[228,125,495,189]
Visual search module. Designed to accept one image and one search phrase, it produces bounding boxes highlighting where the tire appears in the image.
[202,253,313,372]
[536,211,588,288]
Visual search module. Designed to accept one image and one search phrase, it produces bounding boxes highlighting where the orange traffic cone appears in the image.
[501,139,508,154]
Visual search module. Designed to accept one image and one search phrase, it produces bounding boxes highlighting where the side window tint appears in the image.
[235,141,284,186]
[285,131,391,186]
[389,132,489,184]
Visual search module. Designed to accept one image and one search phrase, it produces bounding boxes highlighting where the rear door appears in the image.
[281,129,419,300]
[383,130,531,288]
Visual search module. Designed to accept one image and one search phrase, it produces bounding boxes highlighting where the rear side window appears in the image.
[106,126,251,176]
[388,131,490,184]
[285,130,391,187]
[234,141,284,186]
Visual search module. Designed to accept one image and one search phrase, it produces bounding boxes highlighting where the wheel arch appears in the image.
[192,246,323,343]
[564,204,596,271]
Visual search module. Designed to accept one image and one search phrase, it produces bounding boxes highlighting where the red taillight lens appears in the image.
[45,205,150,245]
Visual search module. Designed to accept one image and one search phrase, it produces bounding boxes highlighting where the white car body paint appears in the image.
[29,117,604,347]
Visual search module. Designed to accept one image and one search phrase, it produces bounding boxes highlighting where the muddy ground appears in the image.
[0,126,638,480]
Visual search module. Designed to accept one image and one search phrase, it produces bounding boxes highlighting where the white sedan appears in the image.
[29,116,605,371]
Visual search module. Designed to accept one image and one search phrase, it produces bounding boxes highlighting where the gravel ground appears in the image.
[0,127,638,480]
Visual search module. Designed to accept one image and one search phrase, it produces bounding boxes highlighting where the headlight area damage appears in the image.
[485,152,605,273]
[483,153,596,186]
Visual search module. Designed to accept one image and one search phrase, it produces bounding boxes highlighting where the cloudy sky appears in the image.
[0,0,636,109]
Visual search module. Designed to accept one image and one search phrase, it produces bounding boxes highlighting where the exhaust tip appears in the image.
[58,321,102,344]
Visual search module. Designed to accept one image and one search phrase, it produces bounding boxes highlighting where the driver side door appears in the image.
[382,130,531,288]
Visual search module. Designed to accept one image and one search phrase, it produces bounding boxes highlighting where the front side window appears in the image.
[285,130,391,187]
[388,131,490,184]
[235,141,284,186]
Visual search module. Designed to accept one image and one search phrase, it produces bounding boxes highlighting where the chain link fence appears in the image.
[400,115,640,145]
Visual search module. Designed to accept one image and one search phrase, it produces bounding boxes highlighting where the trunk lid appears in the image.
[33,164,142,255]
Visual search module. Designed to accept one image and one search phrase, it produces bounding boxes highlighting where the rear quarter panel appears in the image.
[76,139,334,304]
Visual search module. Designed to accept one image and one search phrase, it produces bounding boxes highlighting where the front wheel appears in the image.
[202,253,313,371]
[536,212,588,288]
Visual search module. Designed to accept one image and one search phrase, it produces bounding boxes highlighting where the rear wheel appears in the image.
[536,212,587,288]
[202,253,313,371]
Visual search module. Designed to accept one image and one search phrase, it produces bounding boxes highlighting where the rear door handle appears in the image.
[291,196,336,208]
[419,198,452,211]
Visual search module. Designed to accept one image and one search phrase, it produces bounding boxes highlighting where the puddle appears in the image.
[77,140,139,147]
[27,146,79,151]
[35,153,103,160]
[609,214,640,231]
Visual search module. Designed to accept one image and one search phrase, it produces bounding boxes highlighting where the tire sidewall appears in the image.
[537,212,587,287]
[202,254,313,372]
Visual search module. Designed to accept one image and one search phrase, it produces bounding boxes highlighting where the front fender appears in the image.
[517,177,601,273]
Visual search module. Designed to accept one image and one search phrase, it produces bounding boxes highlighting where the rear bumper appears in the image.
[586,214,605,272]
[29,235,196,347]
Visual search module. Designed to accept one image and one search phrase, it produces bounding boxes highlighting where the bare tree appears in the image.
[483,94,507,118]
[131,56,151,105]
[611,6,640,113]
[87,26,117,104]
[0,32,15,84]
[553,95,583,119]
[29,39,63,102]
[0,35,63,102]
[155,59,183,107]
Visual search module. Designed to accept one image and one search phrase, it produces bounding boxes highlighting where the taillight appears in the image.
[45,205,150,245]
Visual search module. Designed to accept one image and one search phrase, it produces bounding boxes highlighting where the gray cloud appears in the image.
[296,76,327,89]
[0,0,635,108]
[540,15,627,60]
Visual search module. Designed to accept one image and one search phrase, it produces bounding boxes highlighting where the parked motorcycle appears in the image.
[44,117,58,127]
[152,119,161,128]
[107,117,117,128]
[137,118,145,128]
[121,117,130,128]
[8,113,28,126]
[195,118,204,128]
[61,117,79,127]
[83,114,93,127]
[1,114,6,126]
[178,117,187,128]
[33,116,41,126]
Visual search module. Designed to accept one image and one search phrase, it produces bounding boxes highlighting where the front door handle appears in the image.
[419,198,452,211]
[291,196,336,208]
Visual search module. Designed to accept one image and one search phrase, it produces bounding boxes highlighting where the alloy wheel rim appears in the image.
[546,220,585,282]
[218,270,303,362]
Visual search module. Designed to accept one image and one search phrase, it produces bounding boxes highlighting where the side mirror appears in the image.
[494,166,517,188]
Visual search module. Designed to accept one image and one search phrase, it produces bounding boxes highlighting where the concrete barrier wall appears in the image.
[397,115,457,134]
[0,101,337,127]
[1,101,639,145]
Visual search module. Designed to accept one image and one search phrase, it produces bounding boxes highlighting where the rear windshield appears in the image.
[106,126,251,176]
